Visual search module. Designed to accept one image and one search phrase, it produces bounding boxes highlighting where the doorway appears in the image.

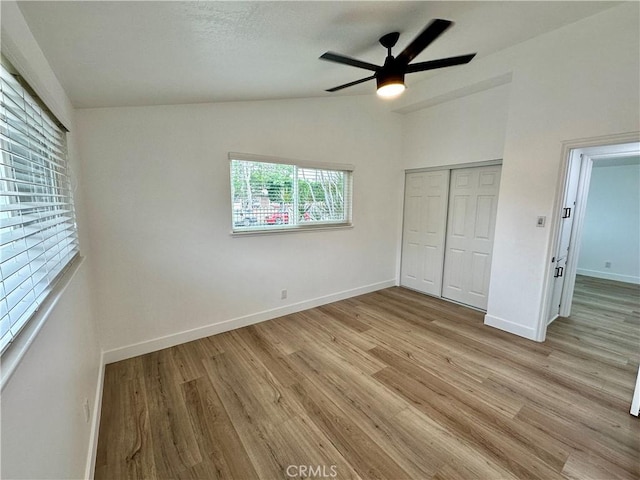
[547,139,640,324]
[400,162,501,310]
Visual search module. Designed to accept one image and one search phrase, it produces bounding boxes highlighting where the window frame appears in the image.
[229,152,354,235]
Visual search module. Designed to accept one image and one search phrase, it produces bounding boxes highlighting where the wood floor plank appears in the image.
[260,414,362,480]
[141,350,202,478]
[288,379,412,480]
[302,306,378,352]
[200,351,290,478]
[361,327,524,417]
[358,309,492,382]
[96,275,640,479]
[286,348,442,478]
[370,346,571,478]
[233,325,301,387]
[204,334,299,429]
[180,376,258,479]
[484,369,638,447]
[95,357,157,480]
[317,302,373,333]
[395,408,520,480]
[373,365,567,480]
[516,403,640,478]
[291,310,387,375]
[561,450,638,480]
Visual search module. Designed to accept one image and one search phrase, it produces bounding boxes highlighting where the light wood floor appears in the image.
[95,276,640,479]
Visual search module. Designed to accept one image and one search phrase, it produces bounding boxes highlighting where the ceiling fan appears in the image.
[320,19,476,98]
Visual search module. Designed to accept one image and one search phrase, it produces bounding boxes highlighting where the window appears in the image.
[0,63,79,353]
[230,153,353,233]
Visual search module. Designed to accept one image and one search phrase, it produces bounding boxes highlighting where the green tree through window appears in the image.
[230,157,352,231]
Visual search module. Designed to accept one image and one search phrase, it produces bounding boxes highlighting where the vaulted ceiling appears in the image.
[16,1,618,108]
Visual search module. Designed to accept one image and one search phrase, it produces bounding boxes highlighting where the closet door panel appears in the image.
[442,165,501,309]
[400,171,450,296]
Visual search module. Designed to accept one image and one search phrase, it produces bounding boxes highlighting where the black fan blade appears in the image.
[405,53,476,73]
[320,52,380,72]
[396,19,452,66]
[326,75,376,92]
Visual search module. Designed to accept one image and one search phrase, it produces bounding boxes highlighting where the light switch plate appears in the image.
[536,216,546,227]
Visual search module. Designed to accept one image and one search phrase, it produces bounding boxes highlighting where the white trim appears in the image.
[576,269,640,285]
[405,159,502,174]
[484,314,540,341]
[0,256,84,391]
[555,132,640,152]
[229,152,355,172]
[231,223,353,237]
[85,352,105,480]
[395,173,408,286]
[102,279,395,364]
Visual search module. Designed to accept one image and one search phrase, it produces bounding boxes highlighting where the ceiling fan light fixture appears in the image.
[376,81,405,98]
[376,72,405,98]
[321,19,475,96]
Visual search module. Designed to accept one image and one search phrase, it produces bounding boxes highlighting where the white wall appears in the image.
[577,162,640,284]
[76,96,403,357]
[402,82,510,169]
[397,3,640,340]
[1,2,102,479]
[0,265,99,479]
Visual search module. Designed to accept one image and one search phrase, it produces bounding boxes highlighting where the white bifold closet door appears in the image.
[441,166,501,310]
[400,170,450,296]
[401,165,501,311]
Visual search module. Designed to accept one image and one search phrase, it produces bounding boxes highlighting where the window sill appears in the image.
[231,223,353,237]
[0,255,84,391]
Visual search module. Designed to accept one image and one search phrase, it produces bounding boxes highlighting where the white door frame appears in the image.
[539,132,640,341]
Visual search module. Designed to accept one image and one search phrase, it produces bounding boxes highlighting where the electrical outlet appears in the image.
[83,398,90,423]
[605,261,611,269]
[281,289,287,300]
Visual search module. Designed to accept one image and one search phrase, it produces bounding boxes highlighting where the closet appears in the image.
[400,164,501,310]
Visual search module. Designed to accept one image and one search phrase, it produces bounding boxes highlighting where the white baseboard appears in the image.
[102,279,396,364]
[484,313,540,341]
[85,351,105,480]
[576,268,640,285]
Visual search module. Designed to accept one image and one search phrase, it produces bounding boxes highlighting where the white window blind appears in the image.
[230,153,353,233]
[0,64,79,353]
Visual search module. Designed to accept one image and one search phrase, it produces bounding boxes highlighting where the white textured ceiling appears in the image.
[16,1,618,108]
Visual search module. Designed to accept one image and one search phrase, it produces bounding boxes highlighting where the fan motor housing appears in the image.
[376,69,405,90]
[376,56,405,89]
